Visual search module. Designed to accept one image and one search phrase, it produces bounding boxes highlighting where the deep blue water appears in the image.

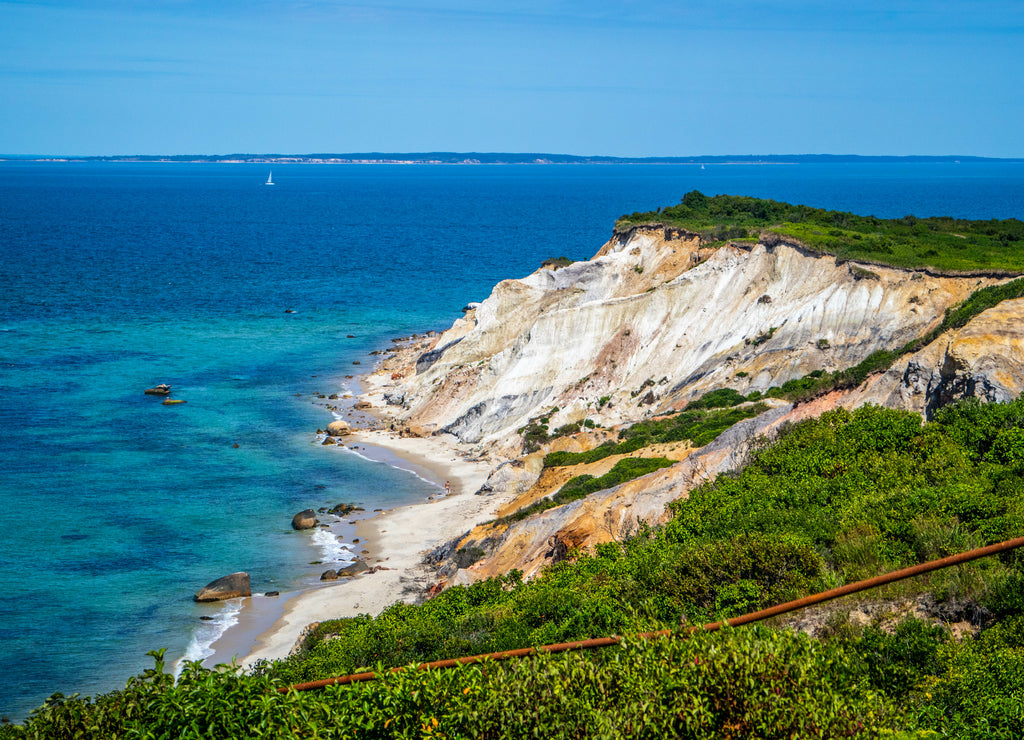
[1,160,1023,720]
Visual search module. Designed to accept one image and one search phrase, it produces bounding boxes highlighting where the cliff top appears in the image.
[616,191,1024,274]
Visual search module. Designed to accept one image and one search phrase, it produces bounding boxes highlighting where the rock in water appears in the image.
[194,572,251,602]
[144,384,172,396]
[162,398,186,405]
[325,420,351,437]
[292,509,318,530]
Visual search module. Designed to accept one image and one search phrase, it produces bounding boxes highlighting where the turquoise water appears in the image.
[1,161,1023,720]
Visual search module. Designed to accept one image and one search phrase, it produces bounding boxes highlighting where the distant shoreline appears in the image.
[3,153,1022,165]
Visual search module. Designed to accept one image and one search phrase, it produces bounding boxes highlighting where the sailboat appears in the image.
[265,171,274,186]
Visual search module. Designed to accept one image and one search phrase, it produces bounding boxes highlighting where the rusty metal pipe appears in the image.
[280,535,1024,693]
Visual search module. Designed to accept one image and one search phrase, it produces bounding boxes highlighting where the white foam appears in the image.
[175,598,243,675]
[311,527,355,565]
[336,444,441,489]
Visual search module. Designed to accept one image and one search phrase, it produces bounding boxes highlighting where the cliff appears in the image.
[367,226,1000,447]
[361,225,1024,588]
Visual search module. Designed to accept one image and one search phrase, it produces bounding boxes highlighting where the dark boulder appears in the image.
[337,560,370,578]
[291,509,318,530]
[194,572,251,602]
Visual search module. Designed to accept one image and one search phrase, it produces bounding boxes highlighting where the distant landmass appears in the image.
[4,152,1023,164]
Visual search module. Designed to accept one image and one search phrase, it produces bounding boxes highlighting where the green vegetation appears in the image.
[496,457,675,525]
[685,387,748,410]
[617,191,1024,273]
[5,630,903,740]
[541,255,574,269]
[619,402,769,448]
[544,402,767,468]
[8,398,1024,738]
[517,407,560,453]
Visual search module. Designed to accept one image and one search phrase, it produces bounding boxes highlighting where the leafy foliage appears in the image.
[543,403,766,468]
[617,191,1024,273]
[2,629,896,739]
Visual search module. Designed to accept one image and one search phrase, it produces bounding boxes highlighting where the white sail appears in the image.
[265,171,274,185]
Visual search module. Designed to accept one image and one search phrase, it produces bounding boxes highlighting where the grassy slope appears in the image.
[616,191,1024,273]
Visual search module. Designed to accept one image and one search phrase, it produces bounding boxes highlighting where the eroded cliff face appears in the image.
[361,226,1024,591]
[365,226,1000,453]
[856,297,1024,417]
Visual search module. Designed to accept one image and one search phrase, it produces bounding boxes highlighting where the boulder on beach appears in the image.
[322,436,336,445]
[337,560,370,578]
[320,570,339,581]
[326,420,351,437]
[194,572,251,602]
[353,401,371,410]
[291,509,318,530]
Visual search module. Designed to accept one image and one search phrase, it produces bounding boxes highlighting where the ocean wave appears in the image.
[311,526,355,565]
[175,599,243,675]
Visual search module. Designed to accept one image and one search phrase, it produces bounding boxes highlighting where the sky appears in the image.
[1,0,1022,157]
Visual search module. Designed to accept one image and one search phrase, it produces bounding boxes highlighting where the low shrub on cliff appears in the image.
[616,191,1024,273]
[543,402,768,468]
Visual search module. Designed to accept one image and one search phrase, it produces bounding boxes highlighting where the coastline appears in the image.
[230,429,503,668]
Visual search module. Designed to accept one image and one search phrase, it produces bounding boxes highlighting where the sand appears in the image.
[236,430,505,667]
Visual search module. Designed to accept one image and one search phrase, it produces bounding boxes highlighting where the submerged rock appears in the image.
[194,572,251,602]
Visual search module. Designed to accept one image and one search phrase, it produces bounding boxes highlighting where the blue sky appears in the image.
[2,1,1022,156]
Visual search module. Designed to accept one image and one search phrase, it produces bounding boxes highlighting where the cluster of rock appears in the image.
[144,383,187,406]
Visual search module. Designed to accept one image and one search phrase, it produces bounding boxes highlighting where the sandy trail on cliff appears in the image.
[239,431,502,667]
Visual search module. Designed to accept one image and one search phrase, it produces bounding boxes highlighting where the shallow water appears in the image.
[1,160,1023,720]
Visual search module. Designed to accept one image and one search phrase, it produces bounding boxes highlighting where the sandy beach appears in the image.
[233,429,505,667]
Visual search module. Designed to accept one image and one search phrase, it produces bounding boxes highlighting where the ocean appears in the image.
[1,160,1023,720]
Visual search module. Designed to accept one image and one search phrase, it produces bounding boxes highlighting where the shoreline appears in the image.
[220,428,503,668]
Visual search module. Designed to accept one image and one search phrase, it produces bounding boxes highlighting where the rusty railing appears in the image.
[281,534,1024,693]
